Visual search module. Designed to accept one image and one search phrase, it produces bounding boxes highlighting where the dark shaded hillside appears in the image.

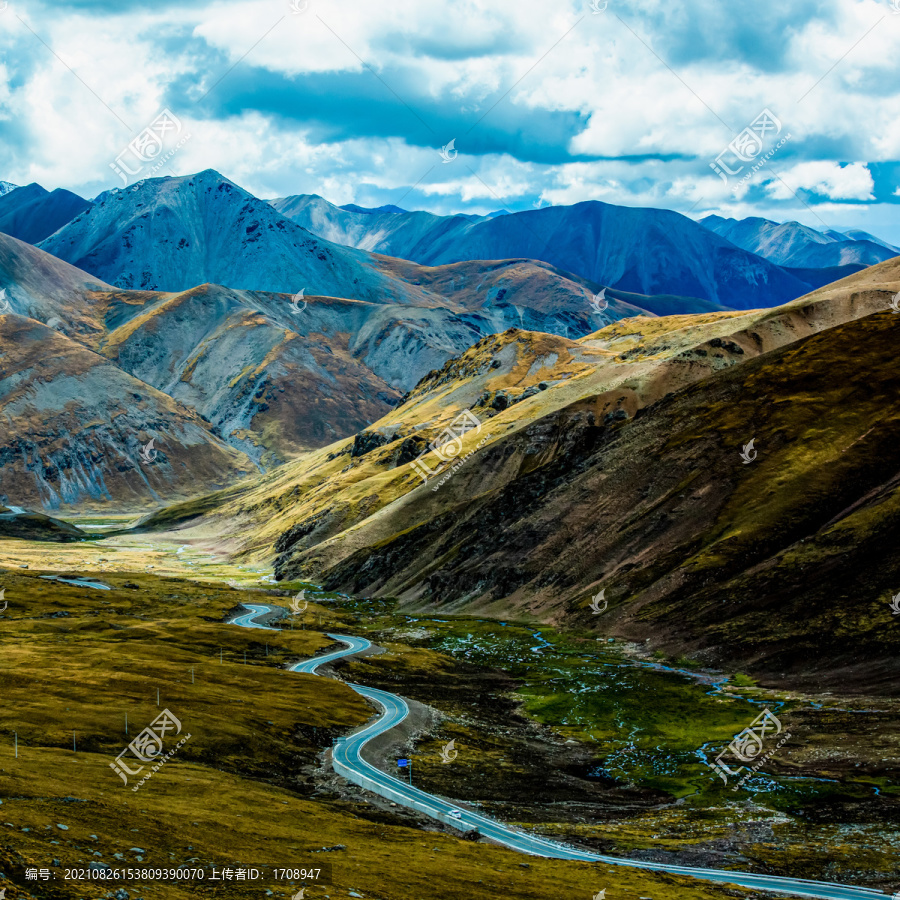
[0,506,88,541]
[782,263,868,289]
[0,182,90,244]
[300,308,900,692]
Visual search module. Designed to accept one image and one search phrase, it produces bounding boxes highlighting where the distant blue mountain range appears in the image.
[0,182,90,244]
[270,193,806,309]
[1,173,896,313]
[271,193,898,310]
[700,214,899,269]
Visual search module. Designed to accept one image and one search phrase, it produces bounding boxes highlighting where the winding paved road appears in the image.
[232,603,889,900]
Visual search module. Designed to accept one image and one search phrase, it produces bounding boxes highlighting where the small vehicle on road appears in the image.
[448,810,462,820]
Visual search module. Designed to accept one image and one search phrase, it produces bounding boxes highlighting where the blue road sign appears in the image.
[398,759,409,767]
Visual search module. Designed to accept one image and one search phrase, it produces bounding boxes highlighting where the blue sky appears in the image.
[0,0,898,239]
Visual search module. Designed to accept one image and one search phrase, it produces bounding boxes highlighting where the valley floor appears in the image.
[0,527,897,899]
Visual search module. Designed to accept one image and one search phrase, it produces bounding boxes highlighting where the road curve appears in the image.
[232,603,889,900]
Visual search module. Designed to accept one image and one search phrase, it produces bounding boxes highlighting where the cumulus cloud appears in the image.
[765,161,875,201]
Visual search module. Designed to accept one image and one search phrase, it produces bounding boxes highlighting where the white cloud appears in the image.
[194,0,565,81]
[765,162,874,201]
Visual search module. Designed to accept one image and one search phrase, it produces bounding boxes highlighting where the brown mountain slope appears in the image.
[0,316,255,510]
[374,254,653,329]
[97,284,402,466]
[0,230,112,345]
